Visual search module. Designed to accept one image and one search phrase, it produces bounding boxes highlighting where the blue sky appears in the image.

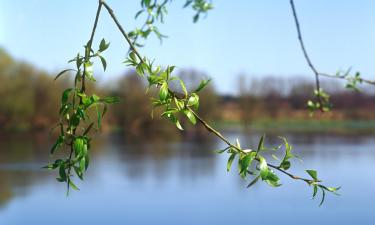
[1,0,374,94]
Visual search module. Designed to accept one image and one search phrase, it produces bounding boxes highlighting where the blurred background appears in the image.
[0,0,374,224]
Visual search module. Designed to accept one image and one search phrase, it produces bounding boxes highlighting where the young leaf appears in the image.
[96,104,101,129]
[179,79,188,97]
[69,179,80,191]
[194,79,211,92]
[159,82,169,101]
[319,189,326,206]
[240,153,255,175]
[227,153,236,172]
[183,109,196,125]
[73,137,85,157]
[99,55,107,71]
[187,93,199,109]
[84,62,94,78]
[55,69,76,80]
[312,185,318,199]
[80,157,86,173]
[99,38,110,52]
[257,134,265,152]
[61,88,74,105]
[259,156,269,180]
[59,165,67,182]
[247,175,260,188]
[306,170,318,181]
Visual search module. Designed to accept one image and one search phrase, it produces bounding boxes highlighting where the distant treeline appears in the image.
[0,48,374,134]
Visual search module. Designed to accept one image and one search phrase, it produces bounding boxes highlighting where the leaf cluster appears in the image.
[46,39,118,193]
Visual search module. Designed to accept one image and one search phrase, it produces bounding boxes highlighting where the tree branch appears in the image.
[100,0,318,186]
[290,0,374,104]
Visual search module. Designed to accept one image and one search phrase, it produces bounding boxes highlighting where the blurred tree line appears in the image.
[1,48,374,134]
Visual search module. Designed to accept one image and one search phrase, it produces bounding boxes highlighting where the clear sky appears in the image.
[1,0,374,94]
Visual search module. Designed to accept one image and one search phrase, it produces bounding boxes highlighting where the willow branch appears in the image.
[81,0,103,94]
[190,107,317,184]
[318,72,375,85]
[289,0,324,110]
[290,0,374,100]
[102,1,144,62]
[100,0,317,185]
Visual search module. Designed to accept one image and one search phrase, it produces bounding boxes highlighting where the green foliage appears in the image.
[215,135,339,205]
[46,0,339,205]
[129,0,213,45]
[307,88,332,114]
[46,38,118,193]
[334,68,364,92]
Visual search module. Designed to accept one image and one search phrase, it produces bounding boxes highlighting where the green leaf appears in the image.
[259,156,268,180]
[73,166,84,180]
[306,169,318,180]
[100,96,120,104]
[59,165,66,182]
[164,113,184,130]
[129,51,137,62]
[179,79,188,97]
[73,137,85,157]
[51,135,64,154]
[99,38,110,52]
[61,88,74,105]
[280,160,291,170]
[319,189,326,206]
[214,148,228,154]
[99,55,107,71]
[84,155,90,171]
[264,171,281,187]
[183,109,196,125]
[227,153,236,172]
[159,82,169,101]
[187,93,199,109]
[194,79,211,92]
[79,157,86,173]
[240,152,255,174]
[84,62,95,81]
[175,120,183,130]
[312,185,318,198]
[247,175,260,188]
[55,69,76,80]
[69,179,80,191]
[136,62,146,76]
[257,134,265,152]
[91,94,100,102]
[96,104,101,129]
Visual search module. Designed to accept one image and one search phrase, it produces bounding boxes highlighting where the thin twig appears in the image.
[67,0,103,193]
[81,0,103,94]
[318,72,375,85]
[102,1,144,62]
[290,0,374,103]
[289,0,323,111]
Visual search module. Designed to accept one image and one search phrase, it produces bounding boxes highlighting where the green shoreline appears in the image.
[2,120,375,134]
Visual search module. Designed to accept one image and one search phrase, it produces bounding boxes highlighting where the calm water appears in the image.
[0,131,374,225]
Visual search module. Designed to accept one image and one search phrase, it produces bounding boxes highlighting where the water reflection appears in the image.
[0,131,374,225]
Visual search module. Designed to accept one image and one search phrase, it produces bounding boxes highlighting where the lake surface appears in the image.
[0,131,374,225]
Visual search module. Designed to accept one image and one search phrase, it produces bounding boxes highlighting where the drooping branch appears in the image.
[101,0,320,186]
[48,0,339,204]
[289,0,323,110]
[289,0,374,112]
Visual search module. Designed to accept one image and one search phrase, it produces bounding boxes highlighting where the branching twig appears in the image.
[289,0,324,111]
[290,0,374,110]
